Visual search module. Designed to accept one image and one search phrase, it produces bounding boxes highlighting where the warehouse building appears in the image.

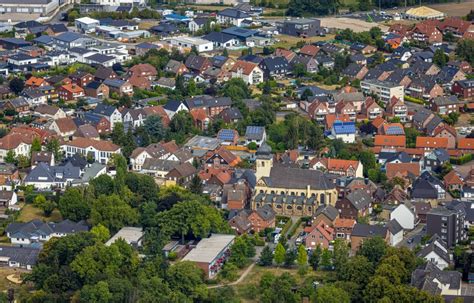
[182,234,235,278]
[0,0,59,16]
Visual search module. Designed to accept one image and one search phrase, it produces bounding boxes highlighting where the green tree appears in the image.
[297,244,308,275]
[314,285,350,303]
[357,236,387,265]
[259,245,273,266]
[433,48,448,67]
[154,199,229,242]
[332,239,349,271]
[34,194,56,217]
[9,77,24,95]
[456,39,474,65]
[58,187,90,221]
[229,235,256,268]
[189,174,203,195]
[31,137,42,152]
[274,242,286,266]
[5,150,16,164]
[320,248,332,269]
[79,281,112,303]
[260,272,299,303]
[90,224,110,243]
[90,194,139,233]
[90,174,115,197]
[144,115,165,143]
[46,138,63,161]
[284,248,297,268]
[167,261,207,300]
[309,245,321,270]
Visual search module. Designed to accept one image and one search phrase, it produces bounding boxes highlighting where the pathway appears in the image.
[207,262,256,289]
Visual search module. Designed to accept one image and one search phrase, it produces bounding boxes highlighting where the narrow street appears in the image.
[396,223,426,249]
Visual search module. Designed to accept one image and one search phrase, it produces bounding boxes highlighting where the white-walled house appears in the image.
[230,61,263,85]
[6,219,88,246]
[387,219,403,246]
[416,235,452,270]
[61,138,121,164]
[390,203,416,230]
[0,134,32,162]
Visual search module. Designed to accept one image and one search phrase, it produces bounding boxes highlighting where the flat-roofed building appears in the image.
[0,0,59,17]
[182,234,235,278]
[164,36,213,53]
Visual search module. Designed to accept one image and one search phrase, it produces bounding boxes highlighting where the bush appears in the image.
[287,218,302,239]
[450,154,473,165]
[167,251,177,261]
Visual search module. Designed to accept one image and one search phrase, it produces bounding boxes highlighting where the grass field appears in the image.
[273,34,335,49]
[17,204,62,223]
[232,265,335,302]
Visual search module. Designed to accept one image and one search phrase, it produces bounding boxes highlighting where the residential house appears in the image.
[165,162,197,187]
[0,246,40,270]
[416,137,449,151]
[342,63,368,80]
[6,219,88,246]
[34,104,66,120]
[244,126,266,147]
[452,79,474,99]
[335,190,371,219]
[0,133,33,161]
[185,54,212,74]
[331,121,356,143]
[361,80,404,104]
[351,223,389,252]
[230,60,263,85]
[334,218,356,241]
[202,32,240,48]
[24,162,81,189]
[423,148,450,172]
[443,170,464,192]
[310,158,363,178]
[305,221,334,249]
[58,84,85,101]
[85,81,109,99]
[361,97,383,120]
[411,172,446,202]
[103,79,133,97]
[61,138,121,164]
[93,103,123,129]
[49,117,78,139]
[276,19,322,38]
[432,124,456,149]
[70,71,94,88]
[458,138,474,154]
[165,59,188,75]
[411,262,462,296]
[410,23,442,44]
[417,234,452,270]
[387,219,404,246]
[216,8,252,27]
[430,95,461,115]
[258,56,289,79]
[94,66,117,82]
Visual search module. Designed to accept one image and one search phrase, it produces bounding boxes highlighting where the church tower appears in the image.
[255,141,273,181]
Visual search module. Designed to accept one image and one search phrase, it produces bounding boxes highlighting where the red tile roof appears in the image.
[458,138,474,150]
[416,137,448,149]
[386,163,420,179]
[374,135,406,147]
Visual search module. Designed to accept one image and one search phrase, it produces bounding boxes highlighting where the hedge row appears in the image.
[450,154,473,165]
[404,95,425,105]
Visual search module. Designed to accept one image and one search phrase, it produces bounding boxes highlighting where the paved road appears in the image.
[397,223,425,249]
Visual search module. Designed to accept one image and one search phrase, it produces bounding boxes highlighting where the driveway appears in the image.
[397,223,426,249]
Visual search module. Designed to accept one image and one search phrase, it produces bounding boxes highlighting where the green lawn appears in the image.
[17,203,62,223]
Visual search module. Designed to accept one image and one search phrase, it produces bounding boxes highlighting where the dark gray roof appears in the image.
[263,166,335,190]
[424,115,443,134]
[0,246,40,267]
[203,32,236,43]
[411,262,461,295]
[260,56,289,72]
[432,95,458,106]
[255,204,276,221]
[24,162,81,183]
[416,234,450,264]
[315,204,339,221]
[387,219,403,235]
[93,103,117,116]
[185,95,232,109]
[412,108,433,125]
[342,63,364,77]
[6,219,88,239]
[245,126,265,141]
[55,32,84,42]
[217,8,250,19]
[86,53,115,64]
[346,189,371,210]
[351,223,387,237]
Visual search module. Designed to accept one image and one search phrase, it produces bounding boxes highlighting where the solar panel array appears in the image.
[386,126,404,135]
[217,129,235,141]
